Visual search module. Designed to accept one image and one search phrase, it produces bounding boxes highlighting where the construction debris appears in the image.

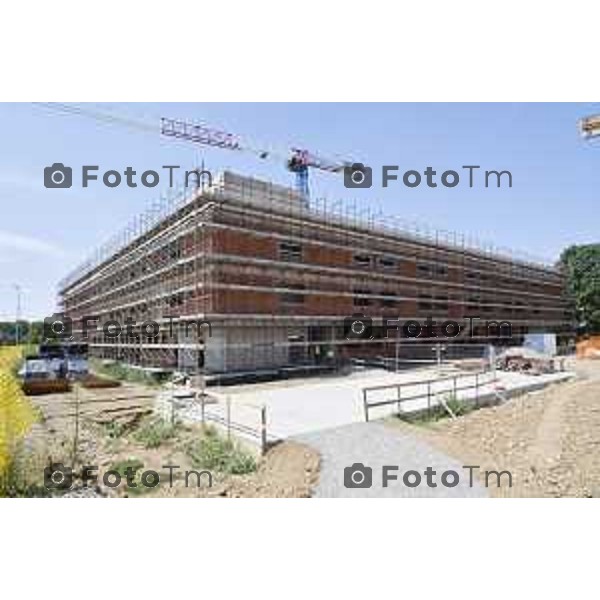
[496,347,564,375]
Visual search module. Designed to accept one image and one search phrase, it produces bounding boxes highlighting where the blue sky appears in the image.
[0,102,598,319]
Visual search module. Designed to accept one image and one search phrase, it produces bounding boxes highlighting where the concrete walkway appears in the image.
[199,368,574,440]
[295,422,488,497]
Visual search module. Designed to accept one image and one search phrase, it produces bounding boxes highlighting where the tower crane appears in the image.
[579,113,600,138]
[31,104,355,200]
[159,117,353,199]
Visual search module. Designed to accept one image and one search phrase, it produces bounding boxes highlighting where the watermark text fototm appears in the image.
[44,163,213,190]
[344,463,512,489]
[44,462,213,491]
[343,163,512,189]
[344,313,512,341]
[43,313,212,342]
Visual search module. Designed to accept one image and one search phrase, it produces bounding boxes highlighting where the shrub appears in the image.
[90,360,160,387]
[133,418,177,449]
[445,397,471,417]
[103,420,127,439]
[0,441,52,497]
[398,394,473,424]
[186,427,256,475]
[108,458,150,495]
[110,458,144,477]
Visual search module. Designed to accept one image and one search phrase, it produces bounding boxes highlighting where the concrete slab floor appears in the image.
[177,367,575,442]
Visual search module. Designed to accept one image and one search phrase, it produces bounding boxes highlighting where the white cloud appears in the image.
[0,168,44,194]
[0,230,68,259]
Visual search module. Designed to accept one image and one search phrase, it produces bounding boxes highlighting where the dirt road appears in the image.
[388,359,600,497]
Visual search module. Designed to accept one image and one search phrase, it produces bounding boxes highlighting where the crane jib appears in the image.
[160,118,242,151]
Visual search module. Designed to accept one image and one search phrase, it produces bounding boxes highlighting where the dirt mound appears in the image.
[211,442,320,498]
[397,360,600,497]
[155,440,320,498]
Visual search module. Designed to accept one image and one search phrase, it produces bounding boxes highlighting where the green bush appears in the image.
[110,457,144,477]
[90,360,160,387]
[445,397,471,417]
[186,427,256,475]
[104,420,127,439]
[399,395,473,424]
[133,418,177,449]
[0,442,52,498]
[108,458,150,495]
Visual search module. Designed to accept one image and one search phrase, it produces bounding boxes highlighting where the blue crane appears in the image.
[160,117,352,199]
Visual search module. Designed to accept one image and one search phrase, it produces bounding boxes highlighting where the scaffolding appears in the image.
[58,171,574,382]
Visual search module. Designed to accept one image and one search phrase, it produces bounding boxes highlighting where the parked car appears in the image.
[18,358,56,381]
[67,357,89,377]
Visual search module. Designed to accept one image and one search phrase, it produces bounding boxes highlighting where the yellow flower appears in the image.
[0,348,36,478]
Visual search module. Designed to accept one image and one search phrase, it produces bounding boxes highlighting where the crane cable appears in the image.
[30,102,287,162]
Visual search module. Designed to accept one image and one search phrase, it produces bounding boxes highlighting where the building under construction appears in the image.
[58,171,573,378]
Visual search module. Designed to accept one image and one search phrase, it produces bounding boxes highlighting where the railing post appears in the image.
[71,383,80,469]
[260,405,267,455]
[427,381,431,415]
[226,395,231,440]
[397,384,401,415]
[453,376,457,399]
[170,381,175,424]
[475,373,479,406]
[363,388,369,422]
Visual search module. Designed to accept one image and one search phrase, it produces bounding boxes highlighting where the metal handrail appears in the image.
[362,369,496,421]
[363,369,492,394]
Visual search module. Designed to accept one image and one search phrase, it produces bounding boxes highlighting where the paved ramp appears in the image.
[295,422,488,498]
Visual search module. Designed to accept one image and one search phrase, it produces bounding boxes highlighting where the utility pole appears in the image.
[13,284,22,347]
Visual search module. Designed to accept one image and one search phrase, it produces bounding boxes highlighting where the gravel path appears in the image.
[295,422,488,497]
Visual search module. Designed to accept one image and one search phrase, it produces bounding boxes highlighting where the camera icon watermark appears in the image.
[344,313,374,340]
[44,462,73,490]
[44,163,73,188]
[344,463,373,488]
[342,464,512,490]
[42,463,213,492]
[43,163,213,190]
[43,313,73,341]
[344,162,372,188]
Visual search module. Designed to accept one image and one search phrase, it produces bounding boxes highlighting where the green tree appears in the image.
[0,321,44,346]
[560,244,600,334]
